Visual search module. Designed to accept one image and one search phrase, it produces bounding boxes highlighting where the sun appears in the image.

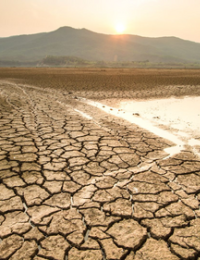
[115,23,126,34]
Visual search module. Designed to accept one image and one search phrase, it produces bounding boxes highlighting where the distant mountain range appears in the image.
[0,26,200,63]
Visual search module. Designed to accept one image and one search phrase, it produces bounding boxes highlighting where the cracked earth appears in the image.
[0,80,200,260]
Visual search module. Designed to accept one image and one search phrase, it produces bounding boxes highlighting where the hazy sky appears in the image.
[0,0,200,42]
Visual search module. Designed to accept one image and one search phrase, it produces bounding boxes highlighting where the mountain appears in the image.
[0,26,200,63]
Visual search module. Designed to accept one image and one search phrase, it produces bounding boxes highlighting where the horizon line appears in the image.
[0,26,199,44]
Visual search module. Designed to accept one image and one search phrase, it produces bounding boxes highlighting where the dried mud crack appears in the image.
[0,81,200,260]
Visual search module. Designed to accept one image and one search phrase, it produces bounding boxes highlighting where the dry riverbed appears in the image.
[0,68,200,260]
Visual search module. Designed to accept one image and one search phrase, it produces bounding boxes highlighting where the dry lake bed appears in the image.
[0,68,200,259]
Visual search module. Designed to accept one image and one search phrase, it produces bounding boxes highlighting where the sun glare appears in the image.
[115,23,125,34]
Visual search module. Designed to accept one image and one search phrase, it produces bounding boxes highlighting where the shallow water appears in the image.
[80,96,200,157]
[120,96,200,139]
[119,96,200,157]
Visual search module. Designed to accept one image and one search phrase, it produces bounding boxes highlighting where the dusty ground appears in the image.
[0,68,200,260]
[1,68,200,100]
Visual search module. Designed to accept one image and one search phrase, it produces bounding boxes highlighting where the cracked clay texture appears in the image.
[0,69,200,260]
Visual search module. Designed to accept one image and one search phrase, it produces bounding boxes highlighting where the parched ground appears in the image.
[0,68,200,260]
[1,67,200,100]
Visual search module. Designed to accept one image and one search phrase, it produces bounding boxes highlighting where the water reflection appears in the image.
[120,96,200,139]
[79,96,200,157]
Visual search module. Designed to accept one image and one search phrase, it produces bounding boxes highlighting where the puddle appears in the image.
[119,96,200,138]
[78,96,200,157]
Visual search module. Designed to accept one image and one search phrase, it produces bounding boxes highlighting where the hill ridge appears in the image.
[0,26,200,63]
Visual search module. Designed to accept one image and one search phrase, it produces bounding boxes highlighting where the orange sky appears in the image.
[0,0,200,42]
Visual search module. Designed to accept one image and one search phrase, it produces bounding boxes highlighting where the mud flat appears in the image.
[0,69,200,259]
[82,95,200,157]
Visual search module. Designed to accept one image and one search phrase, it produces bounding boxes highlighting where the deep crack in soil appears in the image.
[0,69,200,260]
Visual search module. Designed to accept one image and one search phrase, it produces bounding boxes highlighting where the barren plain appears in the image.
[0,68,200,260]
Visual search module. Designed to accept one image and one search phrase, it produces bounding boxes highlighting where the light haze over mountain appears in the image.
[0,26,200,63]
